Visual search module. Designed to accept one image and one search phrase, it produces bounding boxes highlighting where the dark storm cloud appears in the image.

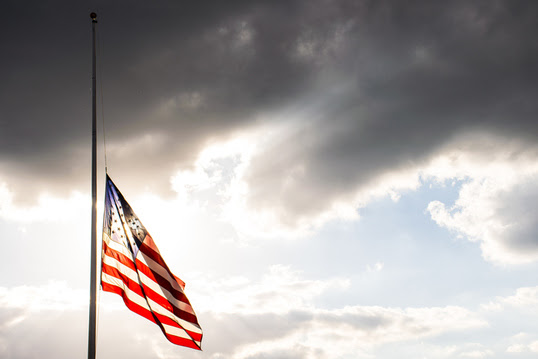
[1,0,537,213]
[243,0,538,221]
[1,0,317,200]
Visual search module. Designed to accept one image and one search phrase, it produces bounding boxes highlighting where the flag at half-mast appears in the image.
[100,175,203,350]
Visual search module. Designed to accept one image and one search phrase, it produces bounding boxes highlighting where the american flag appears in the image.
[100,175,203,350]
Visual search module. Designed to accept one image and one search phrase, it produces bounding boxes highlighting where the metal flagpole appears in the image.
[88,11,98,359]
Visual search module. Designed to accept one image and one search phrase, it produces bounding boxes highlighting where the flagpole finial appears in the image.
[90,12,97,21]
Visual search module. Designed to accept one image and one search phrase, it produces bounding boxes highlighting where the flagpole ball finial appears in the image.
[90,12,97,20]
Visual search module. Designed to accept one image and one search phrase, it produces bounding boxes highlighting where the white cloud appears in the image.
[168,125,424,241]
[506,343,526,353]
[459,349,494,358]
[482,286,538,313]
[0,182,87,223]
[424,136,538,265]
[226,305,485,359]
[190,264,350,315]
[0,281,86,312]
[504,333,538,354]
[529,341,538,353]
[0,266,493,359]
[5,128,538,269]
[167,129,538,269]
[168,124,346,240]
[182,265,486,359]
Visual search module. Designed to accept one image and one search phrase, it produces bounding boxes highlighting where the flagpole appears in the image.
[88,11,98,359]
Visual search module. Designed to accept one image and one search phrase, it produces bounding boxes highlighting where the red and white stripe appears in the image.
[101,229,202,350]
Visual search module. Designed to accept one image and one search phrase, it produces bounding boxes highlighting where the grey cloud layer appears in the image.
[1,0,537,212]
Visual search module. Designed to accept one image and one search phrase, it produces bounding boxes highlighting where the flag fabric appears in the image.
[100,175,202,350]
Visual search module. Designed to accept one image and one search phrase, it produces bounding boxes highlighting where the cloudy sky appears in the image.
[2,1,538,358]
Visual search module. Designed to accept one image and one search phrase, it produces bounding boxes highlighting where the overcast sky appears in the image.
[2,1,538,358]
